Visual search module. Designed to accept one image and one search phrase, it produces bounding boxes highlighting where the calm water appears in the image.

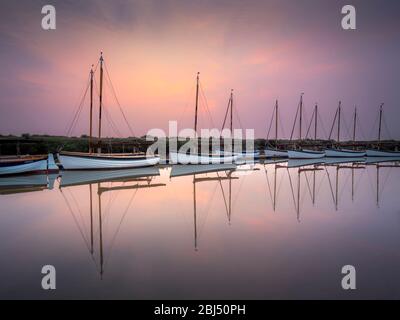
[1,159,400,299]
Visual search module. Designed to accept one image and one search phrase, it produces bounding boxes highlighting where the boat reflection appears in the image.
[59,167,165,278]
[170,164,238,250]
[0,173,57,195]
[264,156,400,218]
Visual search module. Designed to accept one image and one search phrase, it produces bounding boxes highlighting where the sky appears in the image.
[0,0,400,139]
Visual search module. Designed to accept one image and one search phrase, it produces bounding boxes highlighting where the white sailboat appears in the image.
[366,103,400,157]
[58,53,160,170]
[264,100,288,158]
[169,73,239,164]
[324,103,366,157]
[219,90,260,160]
[288,95,324,159]
[0,153,58,176]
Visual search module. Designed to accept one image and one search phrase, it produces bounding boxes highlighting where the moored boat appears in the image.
[59,151,160,170]
[264,148,288,158]
[57,53,160,170]
[171,74,240,164]
[325,148,366,157]
[365,149,400,157]
[169,151,238,165]
[288,149,325,159]
[0,154,58,176]
[366,103,400,158]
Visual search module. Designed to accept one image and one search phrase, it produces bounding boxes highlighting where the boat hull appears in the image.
[169,152,239,165]
[58,153,160,170]
[366,149,400,157]
[0,154,57,176]
[264,148,288,158]
[288,150,325,159]
[325,148,366,158]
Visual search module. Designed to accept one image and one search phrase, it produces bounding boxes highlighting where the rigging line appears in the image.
[315,169,326,199]
[103,62,136,137]
[290,100,300,141]
[368,112,380,140]
[93,77,123,138]
[177,83,195,131]
[217,174,230,220]
[277,167,285,200]
[365,165,377,200]
[60,190,91,252]
[286,168,298,212]
[221,96,231,131]
[266,107,275,141]
[104,188,139,267]
[353,166,365,194]
[264,165,274,204]
[67,188,90,236]
[198,181,219,238]
[317,112,329,140]
[199,87,214,130]
[379,167,393,197]
[198,81,216,128]
[232,174,246,210]
[339,168,352,200]
[63,73,91,136]
[342,114,352,141]
[382,114,393,140]
[356,115,367,141]
[233,102,244,131]
[303,172,313,202]
[324,167,336,205]
[305,108,316,139]
[278,112,287,139]
[328,107,339,140]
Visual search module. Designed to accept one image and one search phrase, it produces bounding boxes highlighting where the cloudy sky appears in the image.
[0,0,399,139]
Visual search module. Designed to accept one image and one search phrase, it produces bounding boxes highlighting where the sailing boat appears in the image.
[366,103,400,157]
[325,102,365,157]
[58,53,160,170]
[264,100,288,158]
[287,94,325,159]
[169,73,239,165]
[217,90,260,160]
[0,154,58,176]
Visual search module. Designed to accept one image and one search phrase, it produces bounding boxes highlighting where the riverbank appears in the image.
[0,134,399,155]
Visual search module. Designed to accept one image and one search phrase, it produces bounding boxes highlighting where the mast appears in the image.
[314,103,318,140]
[98,52,104,151]
[378,103,384,143]
[194,72,200,135]
[353,107,357,143]
[89,184,94,254]
[230,89,233,133]
[228,176,232,224]
[193,175,198,251]
[89,66,94,153]
[299,93,303,140]
[337,101,341,143]
[98,183,104,278]
[275,100,278,147]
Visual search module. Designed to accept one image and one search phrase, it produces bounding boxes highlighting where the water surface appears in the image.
[0,160,400,299]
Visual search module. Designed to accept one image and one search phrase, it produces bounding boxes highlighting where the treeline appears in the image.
[0,134,399,155]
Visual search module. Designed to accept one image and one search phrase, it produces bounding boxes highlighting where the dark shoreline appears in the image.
[0,134,399,155]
